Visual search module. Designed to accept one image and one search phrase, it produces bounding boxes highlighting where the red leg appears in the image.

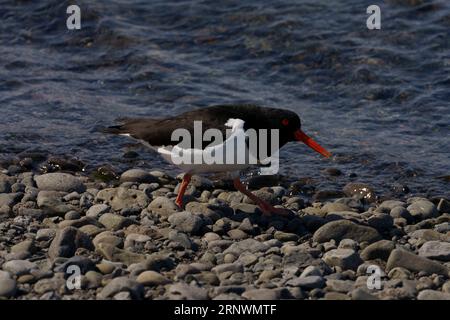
[175,173,192,208]
[233,178,291,217]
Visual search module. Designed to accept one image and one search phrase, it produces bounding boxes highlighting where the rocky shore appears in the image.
[0,163,449,300]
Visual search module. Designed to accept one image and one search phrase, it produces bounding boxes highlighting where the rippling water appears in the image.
[0,0,449,197]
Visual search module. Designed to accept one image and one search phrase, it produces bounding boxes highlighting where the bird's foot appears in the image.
[256,200,292,217]
[175,198,184,209]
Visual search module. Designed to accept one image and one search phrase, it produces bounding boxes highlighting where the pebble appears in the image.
[360,240,395,261]
[48,227,93,259]
[437,199,450,213]
[0,271,17,298]
[223,239,269,256]
[166,282,208,300]
[351,288,378,300]
[417,289,450,300]
[418,241,450,261]
[98,277,144,299]
[120,169,158,184]
[99,213,136,231]
[313,220,381,244]
[242,288,282,300]
[35,173,86,193]
[148,196,179,217]
[300,266,323,278]
[406,200,438,219]
[286,276,326,289]
[86,204,110,218]
[343,182,376,203]
[168,211,204,234]
[386,249,449,276]
[36,228,56,241]
[323,249,363,270]
[2,260,38,276]
[136,271,171,286]
[96,187,150,211]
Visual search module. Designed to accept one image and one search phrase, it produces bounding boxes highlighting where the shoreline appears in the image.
[0,163,449,300]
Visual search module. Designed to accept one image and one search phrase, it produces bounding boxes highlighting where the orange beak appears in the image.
[294,130,331,158]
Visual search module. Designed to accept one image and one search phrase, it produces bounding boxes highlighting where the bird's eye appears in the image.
[281,118,289,126]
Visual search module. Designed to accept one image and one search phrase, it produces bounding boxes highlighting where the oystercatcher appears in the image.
[105,104,331,215]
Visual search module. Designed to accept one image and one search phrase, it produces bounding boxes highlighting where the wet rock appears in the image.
[98,277,144,299]
[321,202,355,214]
[323,249,363,270]
[407,200,438,220]
[390,206,413,221]
[313,220,381,244]
[35,173,86,193]
[168,211,204,234]
[437,199,450,214]
[386,249,449,276]
[0,174,13,193]
[120,169,158,184]
[418,241,450,261]
[343,183,376,203]
[379,200,406,211]
[48,227,93,259]
[367,213,394,231]
[360,240,395,261]
[322,168,342,176]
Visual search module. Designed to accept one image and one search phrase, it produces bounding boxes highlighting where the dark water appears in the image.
[0,0,449,197]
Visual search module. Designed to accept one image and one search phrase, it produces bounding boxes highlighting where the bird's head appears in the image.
[274,109,331,158]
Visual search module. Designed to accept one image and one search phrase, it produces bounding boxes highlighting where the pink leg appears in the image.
[233,178,291,217]
[175,173,192,208]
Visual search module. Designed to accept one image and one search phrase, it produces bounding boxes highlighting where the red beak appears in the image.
[294,130,331,158]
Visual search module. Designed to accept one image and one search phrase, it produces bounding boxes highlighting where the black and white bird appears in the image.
[105,104,331,216]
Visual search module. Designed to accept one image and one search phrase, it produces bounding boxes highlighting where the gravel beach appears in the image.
[0,158,449,300]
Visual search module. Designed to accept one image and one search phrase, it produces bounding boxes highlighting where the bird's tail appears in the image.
[101,124,125,134]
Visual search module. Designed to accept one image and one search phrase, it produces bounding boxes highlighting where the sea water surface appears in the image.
[0,0,449,197]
